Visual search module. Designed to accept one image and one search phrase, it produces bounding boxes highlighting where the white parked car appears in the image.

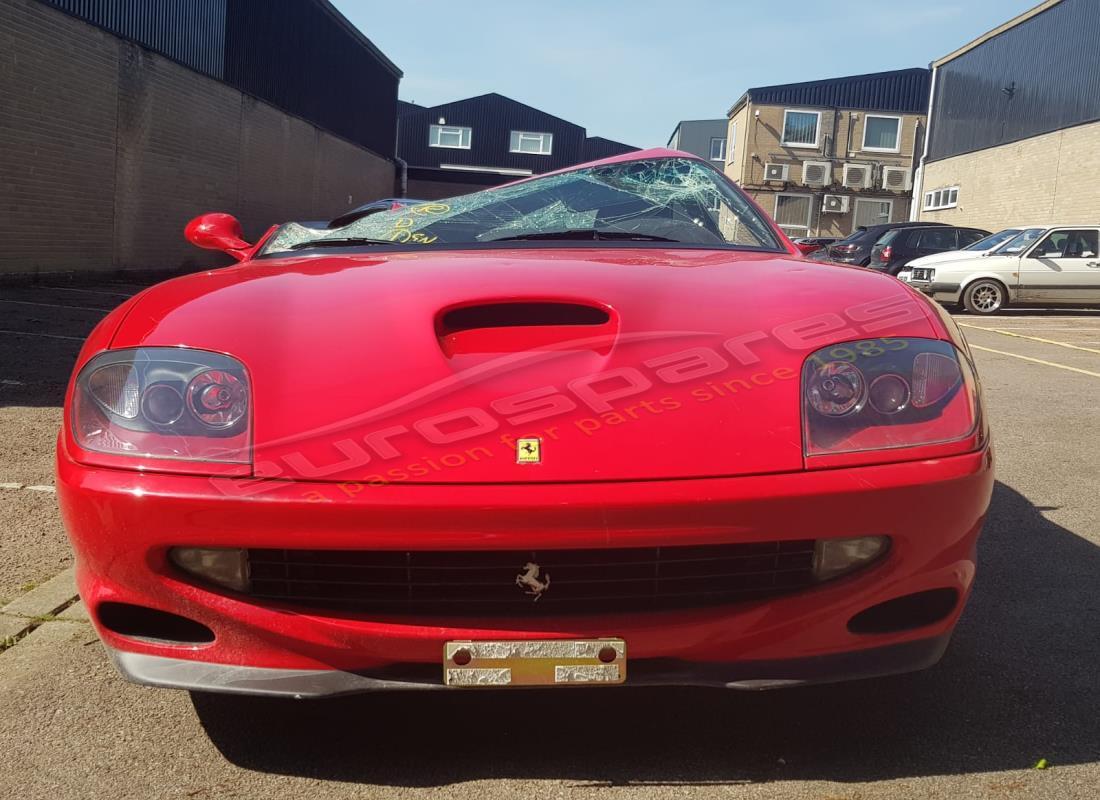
[905,226,1100,314]
[898,227,1031,272]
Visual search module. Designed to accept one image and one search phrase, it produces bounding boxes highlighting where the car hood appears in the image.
[907,250,991,268]
[112,248,938,483]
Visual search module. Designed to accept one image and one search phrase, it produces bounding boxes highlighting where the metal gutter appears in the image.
[911,63,939,221]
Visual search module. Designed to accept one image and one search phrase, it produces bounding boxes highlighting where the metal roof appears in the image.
[729,68,931,116]
[312,0,402,78]
[933,0,1060,68]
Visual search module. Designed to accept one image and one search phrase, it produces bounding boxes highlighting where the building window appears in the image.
[781,109,821,148]
[923,186,959,211]
[709,137,726,161]
[728,122,736,165]
[509,131,553,155]
[862,115,901,152]
[774,193,812,236]
[430,125,472,149]
[854,198,893,228]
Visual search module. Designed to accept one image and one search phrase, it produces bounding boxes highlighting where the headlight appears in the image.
[813,536,890,581]
[170,547,251,592]
[802,338,979,459]
[72,348,251,468]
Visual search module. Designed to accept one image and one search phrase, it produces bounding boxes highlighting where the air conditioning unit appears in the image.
[822,194,850,214]
[764,163,790,182]
[801,160,832,187]
[842,163,872,189]
[881,166,912,191]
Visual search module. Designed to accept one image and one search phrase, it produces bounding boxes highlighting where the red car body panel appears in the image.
[99,249,940,484]
[57,149,993,694]
[58,446,991,672]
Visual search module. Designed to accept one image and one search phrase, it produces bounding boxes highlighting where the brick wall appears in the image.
[917,121,1100,230]
[0,0,396,276]
[0,1,119,271]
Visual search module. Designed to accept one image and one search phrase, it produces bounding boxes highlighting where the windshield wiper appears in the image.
[286,237,396,250]
[486,229,678,243]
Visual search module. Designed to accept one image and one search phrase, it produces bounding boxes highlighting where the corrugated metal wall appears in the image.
[582,137,638,162]
[398,93,588,172]
[928,0,1100,162]
[224,0,398,158]
[34,0,399,158]
[40,0,227,78]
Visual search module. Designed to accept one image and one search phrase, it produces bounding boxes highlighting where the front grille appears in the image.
[246,540,818,616]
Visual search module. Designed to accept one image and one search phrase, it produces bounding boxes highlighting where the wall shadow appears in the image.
[192,480,1100,787]
[0,281,149,408]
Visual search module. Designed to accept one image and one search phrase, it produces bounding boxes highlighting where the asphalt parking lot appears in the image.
[2,282,1099,799]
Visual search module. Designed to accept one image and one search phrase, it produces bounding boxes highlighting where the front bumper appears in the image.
[107,633,952,697]
[910,279,963,303]
[58,446,993,695]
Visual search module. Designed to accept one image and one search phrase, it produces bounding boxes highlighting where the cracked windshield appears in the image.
[265,157,782,253]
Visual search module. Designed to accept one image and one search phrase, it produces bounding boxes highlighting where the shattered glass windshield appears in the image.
[263,157,783,255]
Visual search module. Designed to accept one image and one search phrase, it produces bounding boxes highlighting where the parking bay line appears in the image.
[958,323,1100,356]
[0,483,55,493]
[970,344,1100,379]
[40,286,134,299]
[0,299,111,313]
[0,329,85,341]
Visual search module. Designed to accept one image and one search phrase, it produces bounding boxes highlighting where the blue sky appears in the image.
[333,0,1038,148]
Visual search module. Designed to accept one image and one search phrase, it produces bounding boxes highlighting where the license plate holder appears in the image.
[443,638,626,687]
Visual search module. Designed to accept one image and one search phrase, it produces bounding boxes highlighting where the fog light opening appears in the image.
[169,547,250,592]
[847,588,960,634]
[812,536,890,582]
[97,601,214,645]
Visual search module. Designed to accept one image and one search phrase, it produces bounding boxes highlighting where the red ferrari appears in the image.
[58,150,993,696]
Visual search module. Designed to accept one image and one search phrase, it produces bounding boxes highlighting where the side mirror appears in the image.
[184,213,253,261]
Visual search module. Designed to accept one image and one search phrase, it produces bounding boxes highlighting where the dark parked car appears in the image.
[792,236,838,256]
[811,221,948,266]
[868,225,990,275]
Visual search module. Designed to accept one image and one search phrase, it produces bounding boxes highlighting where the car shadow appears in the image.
[192,480,1100,787]
[960,307,1100,318]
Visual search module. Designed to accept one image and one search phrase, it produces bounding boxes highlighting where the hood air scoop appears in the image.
[436,300,617,358]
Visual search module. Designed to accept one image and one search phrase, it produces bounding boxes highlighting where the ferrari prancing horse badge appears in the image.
[516,437,541,464]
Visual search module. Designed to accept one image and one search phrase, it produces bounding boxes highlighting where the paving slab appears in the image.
[57,598,88,621]
[1,567,77,618]
[0,613,30,643]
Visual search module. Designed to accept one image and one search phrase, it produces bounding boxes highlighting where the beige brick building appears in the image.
[915,0,1099,230]
[723,69,930,240]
